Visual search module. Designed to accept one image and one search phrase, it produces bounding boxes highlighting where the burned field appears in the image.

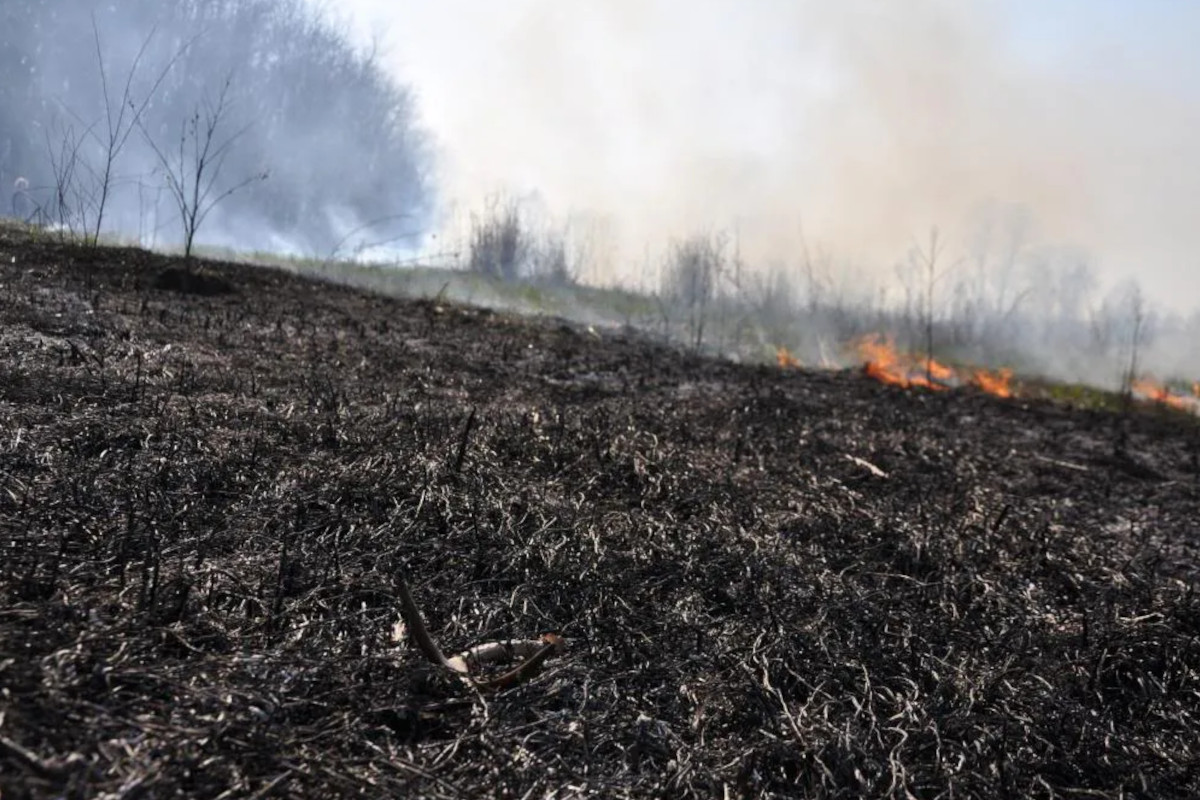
[1,226,1199,799]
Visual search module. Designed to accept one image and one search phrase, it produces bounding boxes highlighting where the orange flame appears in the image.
[856,335,904,385]
[849,333,1021,398]
[853,334,951,390]
[1132,377,1196,412]
[779,334,1199,413]
[928,359,955,382]
[776,346,802,369]
[972,368,1014,398]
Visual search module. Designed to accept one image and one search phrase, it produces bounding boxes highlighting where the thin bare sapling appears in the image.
[141,76,268,261]
[41,117,96,236]
[75,19,189,246]
[911,226,958,385]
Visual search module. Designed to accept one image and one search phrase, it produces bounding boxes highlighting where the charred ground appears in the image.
[1,223,1199,798]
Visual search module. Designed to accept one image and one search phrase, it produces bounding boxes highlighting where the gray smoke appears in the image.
[0,0,434,256]
[341,0,1200,384]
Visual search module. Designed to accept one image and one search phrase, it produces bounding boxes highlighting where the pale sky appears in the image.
[326,1,1200,308]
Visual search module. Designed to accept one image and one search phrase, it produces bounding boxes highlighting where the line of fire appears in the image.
[777,335,1200,412]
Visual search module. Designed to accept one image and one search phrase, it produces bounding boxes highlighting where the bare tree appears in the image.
[467,197,529,281]
[79,19,189,246]
[911,227,956,384]
[661,232,727,353]
[529,230,573,286]
[40,117,97,236]
[1120,283,1150,402]
[738,262,799,356]
[798,223,833,314]
[141,76,267,261]
[955,204,1036,352]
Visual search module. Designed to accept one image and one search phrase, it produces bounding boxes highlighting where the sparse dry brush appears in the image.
[465,196,579,287]
[1,222,1199,798]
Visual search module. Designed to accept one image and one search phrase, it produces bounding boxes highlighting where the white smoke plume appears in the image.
[337,0,1200,315]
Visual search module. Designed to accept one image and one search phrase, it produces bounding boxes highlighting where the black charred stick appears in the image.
[452,406,476,476]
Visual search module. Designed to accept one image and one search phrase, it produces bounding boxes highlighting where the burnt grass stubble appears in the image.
[0,225,1198,799]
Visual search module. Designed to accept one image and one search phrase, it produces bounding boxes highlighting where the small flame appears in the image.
[779,335,1198,413]
[776,346,802,369]
[856,335,904,385]
[853,334,951,390]
[847,333,1023,399]
[1131,377,1197,412]
[927,359,955,382]
[972,367,1014,398]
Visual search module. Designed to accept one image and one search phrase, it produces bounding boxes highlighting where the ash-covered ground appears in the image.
[1,224,1199,799]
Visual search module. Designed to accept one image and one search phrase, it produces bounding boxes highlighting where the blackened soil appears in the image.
[2,224,1199,799]
[151,264,235,296]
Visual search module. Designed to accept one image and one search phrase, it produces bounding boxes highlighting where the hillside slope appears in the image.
[2,223,1199,798]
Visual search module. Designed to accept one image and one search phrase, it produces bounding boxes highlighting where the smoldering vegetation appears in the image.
[2,222,1200,798]
[441,200,1200,403]
[3,1,1195,400]
[0,0,432,255]
[371,0,1200,396]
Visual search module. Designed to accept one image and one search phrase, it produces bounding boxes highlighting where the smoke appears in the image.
[5,2,1196,385]
[0,0,434,256]
[341,0,1200,313]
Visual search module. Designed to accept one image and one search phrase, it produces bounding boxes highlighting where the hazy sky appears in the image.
[328,1,1200,307]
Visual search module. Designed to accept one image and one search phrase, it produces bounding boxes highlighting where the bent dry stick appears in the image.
[395,572,564,692]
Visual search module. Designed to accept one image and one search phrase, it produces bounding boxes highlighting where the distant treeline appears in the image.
[0,0,432,253]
